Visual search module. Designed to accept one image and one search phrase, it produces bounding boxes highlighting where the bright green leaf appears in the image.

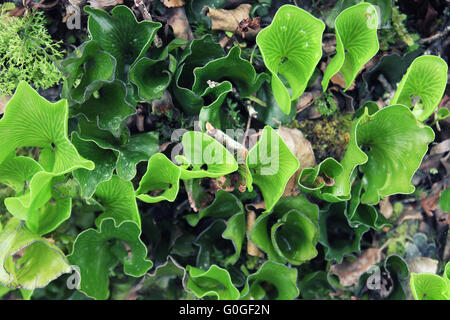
[0,152,43,193]
[325,105,434,204]
[185,264,240,300]
[257,5,325,114]
[246,126,299,212]
[84,5,162,80]
[322,3,379,91]
[346,180,392,230]
[68,218,153,300]
[298,157,344,202]
[136,153,181,204]
[0,81,94,174]
[93,175,141,227]
[60,40,116,104]
[0,218,71,289]
[410,272,449,300]
[249,195,319,265]
[240,261,299,300]
[391,55,448,121]
[185,190,243,227]
[72,80,135,138]
[5,172,71,235]
[179,131,238,179]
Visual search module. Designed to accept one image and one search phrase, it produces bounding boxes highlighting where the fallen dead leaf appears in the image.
[430,139,450,155]
[88,0,123,9]
[277,127,316,170]
[330,72,355,90]
[167,6,194,42]
[277,127,316,197]
[296,90,321,113]
[379,197,393,219]
[162,0,185,7]
[398,207,423,224]
[158,141,171,153]
[69,0,85,6]
[246,202,266,257]
[329,248,382,287]
[0,95,11,115]
[204,4,259,39]
[421,190,442,216]
[408,257,438,274]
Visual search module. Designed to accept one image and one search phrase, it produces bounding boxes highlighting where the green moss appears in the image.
[386,221,419,256]
[0,10,64,96]
[316,93,338,116]
[292,113,352,162]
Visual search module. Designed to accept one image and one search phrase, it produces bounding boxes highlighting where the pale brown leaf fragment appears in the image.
[246,202,265,257]
[88,0,123,9]
[162,0,185,7]
[296,90,321,113]
[277,127,316,197]
[205,4,259,38]
[0,95,11,115]
[277,127,316,170]
[329,248,381,287]
[421,191,441,216]
[408,257,438,274]
[430,139,450,155]
[379,197,393,219]
[167,6,194,42]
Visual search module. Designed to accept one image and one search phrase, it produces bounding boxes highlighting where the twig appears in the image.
[205,122,248,157]
[377,73,395,103]
[246,209,261,257]
[419,26,450,44]
[242,104,255,148]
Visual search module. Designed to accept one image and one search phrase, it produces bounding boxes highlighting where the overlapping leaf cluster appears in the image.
[0,3,448,300]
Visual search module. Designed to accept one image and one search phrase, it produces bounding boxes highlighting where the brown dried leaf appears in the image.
[0,95,11,115]
[205,4,259,38]
[246,202,266,257]
[421,191,441,216]
[87,0,123,9]
[162,0,185,7]
[329,248,381,287]
[69,0,86,6]
[296,90,321,113]
[167,7,193,41]
[430,139,450,155]
[379,196,393,219]
[277,127,316,197]
[330,72,355,90]
[408,257,438,274]
[277,127,316,170]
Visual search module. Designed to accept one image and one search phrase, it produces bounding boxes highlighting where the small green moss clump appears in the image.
[292,113,352,162]
[386,221,419,256]
[0,10,64,96]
